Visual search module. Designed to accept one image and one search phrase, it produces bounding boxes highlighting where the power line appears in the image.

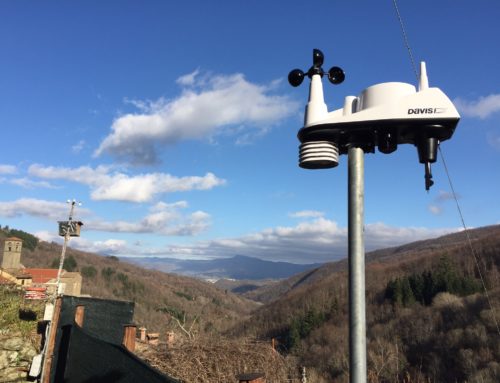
[392,0,499,339]
[439,147,500,336]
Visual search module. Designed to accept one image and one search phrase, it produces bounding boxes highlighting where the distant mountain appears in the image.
[242,224,500,303]
[125,255,322,281]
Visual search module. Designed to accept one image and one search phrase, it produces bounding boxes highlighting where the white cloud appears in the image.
[428,190,457,215]
[435,190,457,202]
[0,165,17,174]
[289,210,325,218]
[0,197,210,237]
[72,140,86,153]
[94,72,298,164]
[454,94,500,119]
[28,164,226,203]
[176,69,200,86]
[0,198,89,221]
[38,232,132,256]
[86,200,211,236]
[34,230,58,243]
[428,205,442,215]
[487,133,500,151]
[10,178,57,189]
[35,213,458,262]
[76,238,129,255]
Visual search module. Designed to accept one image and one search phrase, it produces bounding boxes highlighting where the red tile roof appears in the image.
[5,237,22,241]
[23,268,61,284]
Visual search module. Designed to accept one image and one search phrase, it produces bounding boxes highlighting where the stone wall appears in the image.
[0,334,37,383]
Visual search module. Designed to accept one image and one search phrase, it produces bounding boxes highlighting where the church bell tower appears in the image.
[1,237,22,270]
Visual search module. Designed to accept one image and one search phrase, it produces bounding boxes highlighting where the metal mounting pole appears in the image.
[348,146,367,383]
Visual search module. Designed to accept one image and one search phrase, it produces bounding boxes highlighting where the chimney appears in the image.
[166,331,175,347]
[139,327,147,342]
[74,305,85,327]
[147,332,159,346]
[122,324,137,352]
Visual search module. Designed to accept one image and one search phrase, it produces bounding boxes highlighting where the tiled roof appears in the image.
[23,268,62,284]
[5,237,22,241]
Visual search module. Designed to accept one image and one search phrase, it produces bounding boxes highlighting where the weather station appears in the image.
[288,49,460,383]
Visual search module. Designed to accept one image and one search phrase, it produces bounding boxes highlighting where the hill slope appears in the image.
[2,230,257,336]
[243,225,500,303]
[231,225,500,382]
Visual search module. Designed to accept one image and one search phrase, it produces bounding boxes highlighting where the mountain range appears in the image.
[125,254,323,280]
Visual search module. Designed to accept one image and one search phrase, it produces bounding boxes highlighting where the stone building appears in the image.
[1,237,22,270]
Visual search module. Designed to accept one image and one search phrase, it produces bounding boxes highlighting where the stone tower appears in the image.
[1,237,22,270]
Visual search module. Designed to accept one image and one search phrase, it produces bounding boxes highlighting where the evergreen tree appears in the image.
[401,277,416,307]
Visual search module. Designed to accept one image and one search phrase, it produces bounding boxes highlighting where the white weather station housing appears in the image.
[288,49,461,383]
[289,49,460,190]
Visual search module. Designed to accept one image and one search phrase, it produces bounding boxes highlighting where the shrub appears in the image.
[81,266,97,278]
[101,267,115,281]
[50,255,78,272]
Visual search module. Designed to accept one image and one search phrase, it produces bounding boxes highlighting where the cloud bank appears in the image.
[0,198,211,237]
[0,198,91,221]
[94,72,298,164]
[0,165,17,174]
[28,164,225,203]
[152,218,458,263]
[9,201,458,263]
[86,201,211,236]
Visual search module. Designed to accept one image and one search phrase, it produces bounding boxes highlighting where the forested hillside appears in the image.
[232,225,500,382]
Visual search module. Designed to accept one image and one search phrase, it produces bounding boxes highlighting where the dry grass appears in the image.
[137,337,298,383]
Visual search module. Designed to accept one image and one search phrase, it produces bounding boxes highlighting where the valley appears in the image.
[1,225,499,382]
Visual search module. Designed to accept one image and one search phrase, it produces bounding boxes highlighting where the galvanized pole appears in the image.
[348,146,367,383]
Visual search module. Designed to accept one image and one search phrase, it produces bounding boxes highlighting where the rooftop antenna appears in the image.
[288,49,460,383]
[55,199,83,294]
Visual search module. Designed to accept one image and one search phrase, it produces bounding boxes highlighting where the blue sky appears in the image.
[0,1,499,264]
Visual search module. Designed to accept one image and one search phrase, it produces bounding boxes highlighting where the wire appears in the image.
[392,0,499,337]
[392,0,419,82]
[439,146,500,336]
